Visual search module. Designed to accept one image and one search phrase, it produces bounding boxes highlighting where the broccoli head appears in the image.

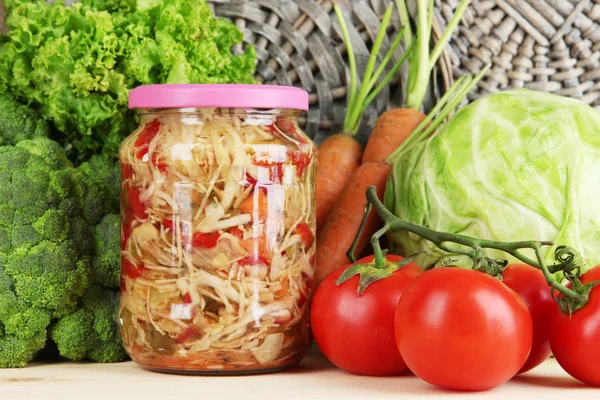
[0,93,50,146]
[0,139,93,319]
[51,285,127,363]
[0,136,127,368]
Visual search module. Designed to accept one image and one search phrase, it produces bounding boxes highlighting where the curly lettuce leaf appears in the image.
[0,0,256,161]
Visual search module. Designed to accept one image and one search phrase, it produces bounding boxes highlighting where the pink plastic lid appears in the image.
[129,84,309,111]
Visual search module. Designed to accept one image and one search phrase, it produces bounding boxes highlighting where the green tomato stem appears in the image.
[346,202,372,264]
[362,186,588,304]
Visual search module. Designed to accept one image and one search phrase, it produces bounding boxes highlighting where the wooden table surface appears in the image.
[0,353,597,400]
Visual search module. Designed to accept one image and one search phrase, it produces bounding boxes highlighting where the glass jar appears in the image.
[119,85,316,375]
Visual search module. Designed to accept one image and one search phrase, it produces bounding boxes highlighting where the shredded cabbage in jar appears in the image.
[119,109,316,372]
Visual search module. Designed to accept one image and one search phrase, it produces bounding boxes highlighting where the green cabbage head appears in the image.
[385,89,600,270]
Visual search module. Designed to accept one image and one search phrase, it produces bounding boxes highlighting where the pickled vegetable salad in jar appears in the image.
[119,85,316,374]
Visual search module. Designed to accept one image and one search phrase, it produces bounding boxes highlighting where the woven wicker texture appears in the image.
[436,0,600,107]
[208,0,450,143]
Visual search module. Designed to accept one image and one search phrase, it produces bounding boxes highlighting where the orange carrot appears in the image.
[316,134,363,232]
[314,1,487,285]
[239,189,268,221]
[362,109,426,163]
[315,161,391,284]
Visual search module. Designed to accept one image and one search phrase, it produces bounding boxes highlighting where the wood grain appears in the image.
[0,355,595,400]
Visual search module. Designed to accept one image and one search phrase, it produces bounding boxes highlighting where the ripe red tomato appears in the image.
[395,268,533,391]
[502,263,554,373]
[311,255,422,376]
[550,266,600,386]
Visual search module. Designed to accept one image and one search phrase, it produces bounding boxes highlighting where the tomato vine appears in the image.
[345,186,600,314]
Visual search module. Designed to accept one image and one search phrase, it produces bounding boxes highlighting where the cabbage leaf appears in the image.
[385,89,600,271]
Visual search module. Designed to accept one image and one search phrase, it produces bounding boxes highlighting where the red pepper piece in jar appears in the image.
[243,172,258,188]
[122,259,146,279]
[162,219,174,231]
[276,117,297,134]
[121,218,133,250]
[296,223,313,248]
[127,186,147,220]
[228,227,244,239]
[121,163,133,181]
[175,327,200,343]
[238,254,270,267]
[182,293,192,304]
[134,119,161,160]
[192,232,220,249]
[150,152,169,173]
[270,163,284,183]
[289,150,311,178]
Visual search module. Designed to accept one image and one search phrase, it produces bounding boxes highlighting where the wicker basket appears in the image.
[436,0,600,107]
[208,0,453,143]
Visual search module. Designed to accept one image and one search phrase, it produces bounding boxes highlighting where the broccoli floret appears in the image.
[0,267,51,368]
[91,214,120,289]
[51,285,127,363]
[78,155,120,213]
[0,93,50,146]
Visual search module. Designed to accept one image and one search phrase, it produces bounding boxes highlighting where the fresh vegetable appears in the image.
[385,89,600,271]
[311,254,421,376]
[0,138,125,367]
[51,285,126,363]
[550,266,600,386]
[315,135,362,232]
[0,93,50,146]
[315,161,391,284]
[361,108,425,163]
[395,267,533,391]
[0,0,256,161]
[315,0,486,283]
[119,110,316,372]
[340,186,600,389]
[502,263,554,373]
[316,3,409,233]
